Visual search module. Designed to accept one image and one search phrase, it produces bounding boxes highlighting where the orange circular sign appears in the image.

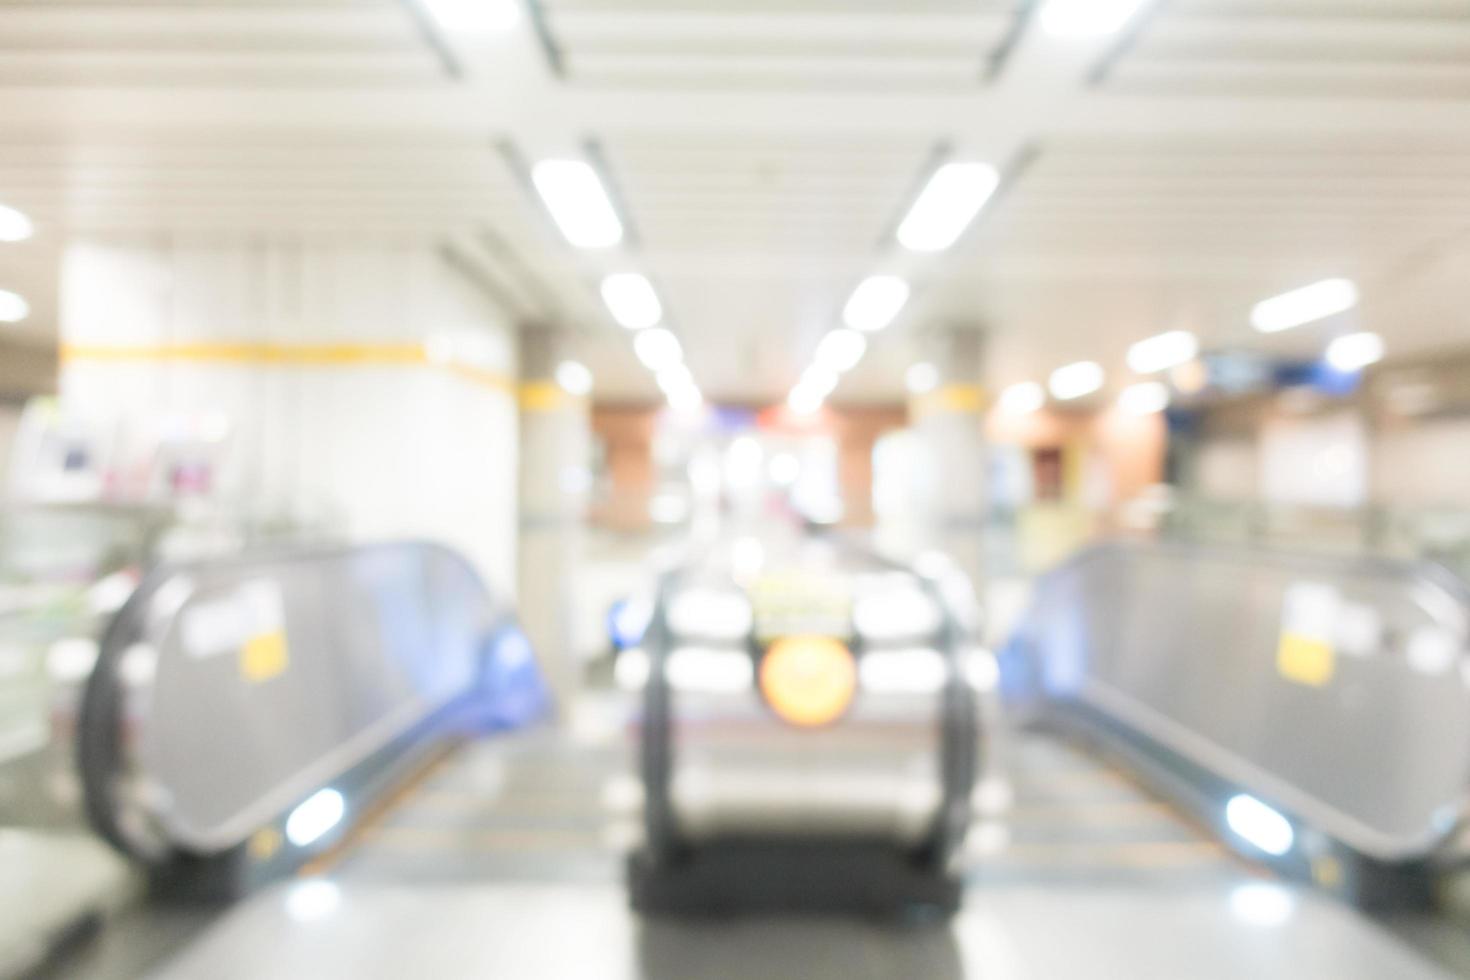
[759,635,857,728]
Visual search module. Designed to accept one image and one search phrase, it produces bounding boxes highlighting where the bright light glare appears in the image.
[667,588,753,640]
[1225,794,1295,856]
[1049,361,1105,401]
[814,329,867,374]
[1127,330,1199,374]
[843,275,910,333]
[1251,278,1359,333]
[1325,332,1384,373]
[421,0,518,32]
[860,649,948,694]
[634,328,683,372]
[1229,883,1295,928]
[0,204,33,242]
[1118,381,1170,415]
[801,366,840,397]
[532,160,623,248]
[788,386,824,416]
[0,289,30,324]
[998,381,1045,416]
[906,362,939,395]
[600,273,661,329]
[285,788,346,847]
[555,360,592,396]
[666,648,754,694]
[667,384,703,416]
[285,879,341,923]
[615,648,650,691]
[768,452,800,486]
[853,589,942,641]
[897,162,1001,252]
[1038,0,1148,38]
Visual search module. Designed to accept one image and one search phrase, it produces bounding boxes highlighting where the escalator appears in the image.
[28,536,1470,978]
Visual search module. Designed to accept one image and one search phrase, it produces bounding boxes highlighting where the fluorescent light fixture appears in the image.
[634,328,682,372]
[421,0,519,32]
[906,362,939,395]
[0,289,29,324]
[285,788,346,847]
[1038,0,1148,38]
[1251,278,1358,334]
[814,329,867,374]
[1225,794,1294,856]
[788,385,824,416]
[1325,331,1384,373]
[666,647,754,694]
[843,275,910,333]
[802,365,840,397]
[897,162,1000,252]
[1118,381,1170,415]
[1049,361,1104,401]
[0,204,33,242]
[998,381,1045,416]
[532,159,623,248]
[555,360,592,396]
[656,364,693,395]
[600,273,661,329]
[1127,330,1198,374]
[667,384,703,416]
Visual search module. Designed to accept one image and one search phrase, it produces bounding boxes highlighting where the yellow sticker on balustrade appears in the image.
[1276,581,1339,688]
[240,630,289,683]
[1276,632,1335,687]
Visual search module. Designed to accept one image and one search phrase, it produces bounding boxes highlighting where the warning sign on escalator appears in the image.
[1276,581,1339,688]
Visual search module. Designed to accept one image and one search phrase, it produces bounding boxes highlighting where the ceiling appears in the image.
[0,0,1468,405]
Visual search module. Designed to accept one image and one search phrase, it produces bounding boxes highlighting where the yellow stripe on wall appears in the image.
[59,341,516,395]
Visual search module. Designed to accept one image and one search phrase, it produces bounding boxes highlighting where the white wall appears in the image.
[1258,411,1368,510]
[0,405,20,483]
[59,237,519,593]
[1372,417,1470,508]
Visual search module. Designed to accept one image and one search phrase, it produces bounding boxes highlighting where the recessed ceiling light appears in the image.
[532,160,623,249]
[813,329,867,374]
[0,289,29,323]
[0,204,33,243]
[1325,332,1384,373]
[635,328,682,372]
[421,0,519,33]
[1251,278,1358,334]
[843,275,910,333]
[897,162,1000,253]
[600,273,661,330]
[1127,330,1199,375]
[555,360,593,396]
[1049,361,1104,401]
[998,381,1045,416]
[1038,0,1148,38]
[1118,381,1170,415]
[906,362,939,395]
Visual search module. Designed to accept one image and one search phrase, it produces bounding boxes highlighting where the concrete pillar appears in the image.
[909,327,988,590]
[516,326,590,717]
